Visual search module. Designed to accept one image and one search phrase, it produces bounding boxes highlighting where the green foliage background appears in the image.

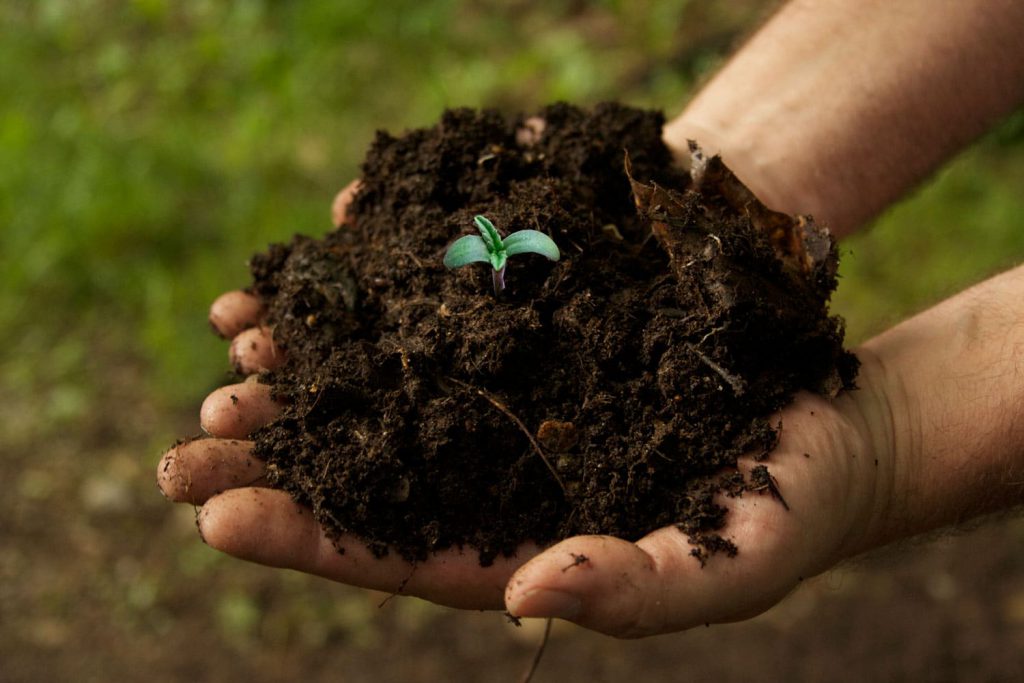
[2,1,1023,679]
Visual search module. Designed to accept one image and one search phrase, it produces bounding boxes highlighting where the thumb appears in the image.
[505,535,664,638]
[504,510,808,638]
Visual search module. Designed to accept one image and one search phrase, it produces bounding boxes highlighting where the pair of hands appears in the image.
[157,181,895,638]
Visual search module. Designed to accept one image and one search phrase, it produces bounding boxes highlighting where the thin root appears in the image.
[520,618,553,683]
[449,377,568,497]
[378,564,418,608]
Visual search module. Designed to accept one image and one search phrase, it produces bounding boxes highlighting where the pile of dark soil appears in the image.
[246,102,857,565]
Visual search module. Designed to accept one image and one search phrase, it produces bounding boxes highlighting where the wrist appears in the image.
[824,346,905,563]
[834,268,1024,560]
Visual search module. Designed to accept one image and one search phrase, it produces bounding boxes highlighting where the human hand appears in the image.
[162,319,892,636]
[522,263,1024,637]
[159,179,895,636]
[504,359,893,636]
[159,180,537,609]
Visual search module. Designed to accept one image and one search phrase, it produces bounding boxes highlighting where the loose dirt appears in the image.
[245,103,857,565]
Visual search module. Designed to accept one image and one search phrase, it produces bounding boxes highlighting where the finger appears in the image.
[199,487,538,609]
[505,496,809,638]
[229,326,285,375]
[515,116,546,147]
[157,437,267,504]
[200,382,282,439]
[331,179,362,228]
[209,290,266,339]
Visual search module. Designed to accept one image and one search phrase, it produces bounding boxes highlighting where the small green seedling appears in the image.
[443,215,560,295]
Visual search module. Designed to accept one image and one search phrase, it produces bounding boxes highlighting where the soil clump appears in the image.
[245,102,858,565]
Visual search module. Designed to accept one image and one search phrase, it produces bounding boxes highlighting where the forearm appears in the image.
[847,264,1024,554]
[665,0,1024,238]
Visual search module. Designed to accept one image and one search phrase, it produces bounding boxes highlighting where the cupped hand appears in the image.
[505,357,893,637]
[158,434,535,609]
[160,180,534,609]
[160,179,895,636]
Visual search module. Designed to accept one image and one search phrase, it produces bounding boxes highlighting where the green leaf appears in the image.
[490,251,507,272]
[474,215,503,251]
[503,230,560,261]
[444,235,491,269]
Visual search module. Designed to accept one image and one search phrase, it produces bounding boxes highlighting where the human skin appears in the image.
[664,0,1024,239]
[159,196,1024,637]
[158,0,1024,637]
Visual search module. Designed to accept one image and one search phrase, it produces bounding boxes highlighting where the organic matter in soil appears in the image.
[244,102,858,566]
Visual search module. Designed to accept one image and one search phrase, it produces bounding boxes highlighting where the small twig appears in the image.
[767,476,790,511]
[685,343,747,396]
[377,564,418,608]
[561,553,590,572]
[748,465,790,511]
[449,377,568,496]
[697,323,727,346]
[520,618,553,683]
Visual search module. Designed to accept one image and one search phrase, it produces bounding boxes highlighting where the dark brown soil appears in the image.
[246,102,857,565]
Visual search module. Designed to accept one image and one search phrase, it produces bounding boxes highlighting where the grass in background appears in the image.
[835,114,1024,342]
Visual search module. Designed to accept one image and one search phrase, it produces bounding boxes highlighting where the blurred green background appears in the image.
[3,1,1024,681]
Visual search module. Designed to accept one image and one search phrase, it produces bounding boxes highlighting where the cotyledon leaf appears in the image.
[502,230,560,261]
[443,234,492,269]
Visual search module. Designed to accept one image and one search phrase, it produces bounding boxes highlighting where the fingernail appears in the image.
[510,588,582,620]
